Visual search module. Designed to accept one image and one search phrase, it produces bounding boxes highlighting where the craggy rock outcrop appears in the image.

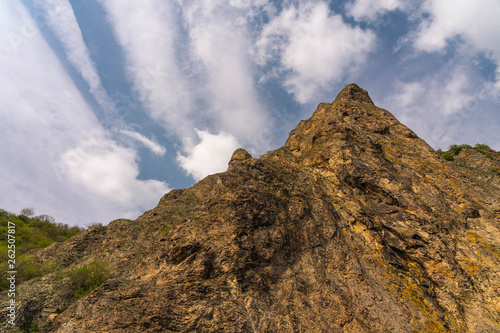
[2,84,500,332]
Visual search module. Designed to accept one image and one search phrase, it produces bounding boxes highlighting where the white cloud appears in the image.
[383,68,478,148]
[0,2,99,158]
[60,138,169,206]
[180,0,272,144]
[410,0,500,91]
[101,0,273,151]
[120,130,166,156]
[386,82,425,109]
[34,0,116,114]
[388,71,474,117]
[255,1,376,103]
[177,130,240,181]
[388,0,500,150]
[411,0,500,53]
[0,1,169,225]
[179,0,269,17]
[346,0,408,21]
[97,0,193,136]
[0,1,103,224]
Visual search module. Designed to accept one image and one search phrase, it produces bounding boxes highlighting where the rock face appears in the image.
[3,84,500,332]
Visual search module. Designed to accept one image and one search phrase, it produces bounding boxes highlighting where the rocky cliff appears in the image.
[2,84,500,332]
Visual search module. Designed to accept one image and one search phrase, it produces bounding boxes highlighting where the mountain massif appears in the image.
[2,84,500,332]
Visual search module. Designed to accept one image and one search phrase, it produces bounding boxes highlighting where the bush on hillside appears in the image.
[66,260,112,300]
[0,208,83,292]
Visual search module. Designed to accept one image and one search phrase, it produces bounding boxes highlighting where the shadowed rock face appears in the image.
[3,84,500,333]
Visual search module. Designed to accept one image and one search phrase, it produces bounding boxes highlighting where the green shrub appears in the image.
[18,255,59,281]
[0,255,59,291]
[474,143,491,150]
[449,144,472,155]
[472,144,493,158]
[66,260,112,300]
[442,152,454,161]
[17,214,30,223]
[0,208,82,248]
[439,143,496,161]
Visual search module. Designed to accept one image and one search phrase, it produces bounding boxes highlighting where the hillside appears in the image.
[2,84,500,332]
[0,210,83,293]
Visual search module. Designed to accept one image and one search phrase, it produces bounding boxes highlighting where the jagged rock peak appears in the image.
[285,83,420,157]
[333,83,374,105]
[228,148,252,168]
[6,84,500,333]
[230,148,252,161]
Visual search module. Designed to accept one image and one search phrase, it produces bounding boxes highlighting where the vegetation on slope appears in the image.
[66,260,112,301]
[0,208,83,292]
[437,143,496,161]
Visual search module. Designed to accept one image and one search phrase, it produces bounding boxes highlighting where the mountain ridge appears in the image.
[2,84,500,332]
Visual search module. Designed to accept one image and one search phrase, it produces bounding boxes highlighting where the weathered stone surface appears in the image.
[2,84,500,332]
[453,147,500,191]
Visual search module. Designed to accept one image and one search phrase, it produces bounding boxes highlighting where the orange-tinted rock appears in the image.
[3,84,500,333]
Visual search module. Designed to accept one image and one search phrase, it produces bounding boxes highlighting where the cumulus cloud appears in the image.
[120,130,166,156]
[255,1,376,103]
[34,0,116,115]
[60,138,169,206]
[409,0,500,91]
[177,130,240,181]
[345,0,409,21]
[411,0,500,53]
[97,0,193,136]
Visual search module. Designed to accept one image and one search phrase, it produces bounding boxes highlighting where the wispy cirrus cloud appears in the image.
[0,1,170,224]
[120,129,166,156]
[3,0,499,227]
[179,0,272,145]
[34,0,116,116]
[99,0,274,178]
[1,1,103,223]
[97,0,194,137]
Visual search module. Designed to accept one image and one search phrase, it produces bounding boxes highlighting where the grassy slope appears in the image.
[0,209,83,291]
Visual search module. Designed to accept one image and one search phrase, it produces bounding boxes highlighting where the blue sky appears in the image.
[1,0,499,225]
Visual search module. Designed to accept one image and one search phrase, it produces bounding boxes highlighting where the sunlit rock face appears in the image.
[4,84,500,333]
